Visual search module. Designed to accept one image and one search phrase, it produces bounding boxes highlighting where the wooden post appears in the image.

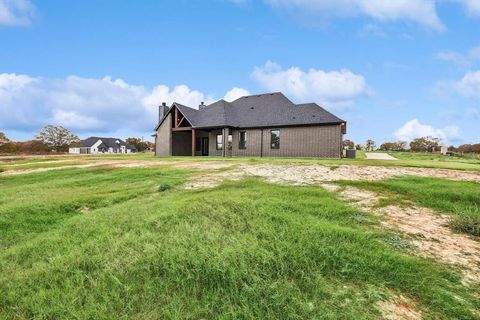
[174,107,179,128]
[191,129,196,157]
[222,128,226,157]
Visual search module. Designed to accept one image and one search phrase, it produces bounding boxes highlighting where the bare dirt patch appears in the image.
[376,293,422,320]
[183,163,480,190]
[327,185,480,283]
[184,170,245,189]
[376,205,480,283]
[240,164,480,184]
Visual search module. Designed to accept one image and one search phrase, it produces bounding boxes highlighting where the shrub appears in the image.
[450,204,480,237]
[158,183,172,192]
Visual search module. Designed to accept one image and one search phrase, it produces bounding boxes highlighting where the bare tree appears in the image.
[35,125,80,152]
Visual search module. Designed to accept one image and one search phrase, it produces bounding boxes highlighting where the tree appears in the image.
[126,137,149,152]
[0,142,18,154]
[380,141,407,151]
[409,136,441,152]
[365,139,376,151]
[18,140,51,154]
[0,132,10,145]
[355,144,364,151]
[35,125,79,152]
[343,139,355,149]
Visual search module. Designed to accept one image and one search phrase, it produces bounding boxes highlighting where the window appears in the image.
[216,134,223,150]
[270,129,280,149]
[239,131,247,149]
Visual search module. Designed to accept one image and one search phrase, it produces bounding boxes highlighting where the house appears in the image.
[154,92,346,158]
[69,137,137,154]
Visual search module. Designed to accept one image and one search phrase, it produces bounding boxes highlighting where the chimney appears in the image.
[158,102,169,122]
[199,101,205,110]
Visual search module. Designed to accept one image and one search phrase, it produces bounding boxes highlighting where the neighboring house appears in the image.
[69,137,137,154]
[154,92,346,158]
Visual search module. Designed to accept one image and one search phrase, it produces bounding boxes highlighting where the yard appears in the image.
[0,153,479,319]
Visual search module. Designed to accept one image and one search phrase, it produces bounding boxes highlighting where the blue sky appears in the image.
[1,0,479,145]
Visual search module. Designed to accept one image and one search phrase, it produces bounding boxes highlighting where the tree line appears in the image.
[344,136,480,154]
[0,125,154,154]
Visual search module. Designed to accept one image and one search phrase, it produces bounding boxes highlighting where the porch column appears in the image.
[191,129,196,157]
[222,128,227,157]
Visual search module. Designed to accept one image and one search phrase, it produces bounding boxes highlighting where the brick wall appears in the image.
[231,125,342,158]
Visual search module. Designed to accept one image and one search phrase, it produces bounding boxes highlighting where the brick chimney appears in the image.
[199,101,205,110]
[159,102,169,122]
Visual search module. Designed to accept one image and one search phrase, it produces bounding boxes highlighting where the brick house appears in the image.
[154,92,346,158]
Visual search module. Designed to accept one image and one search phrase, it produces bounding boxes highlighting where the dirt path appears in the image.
[365,152,398,160]
[320,183,480,284]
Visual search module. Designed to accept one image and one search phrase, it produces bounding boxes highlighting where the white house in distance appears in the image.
[69,137,137,154]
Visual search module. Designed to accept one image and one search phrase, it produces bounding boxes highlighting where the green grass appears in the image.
[1,168,479,319]
[0,160,84,171]
[390,151,480,164]
[0,167,188,249]
[2,151,480,172]
[340,176,480,237]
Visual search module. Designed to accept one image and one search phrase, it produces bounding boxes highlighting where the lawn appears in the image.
[1,165,479,319]
[2,150,480,172]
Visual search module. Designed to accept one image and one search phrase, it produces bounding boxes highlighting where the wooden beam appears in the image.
[191,129,196,157]
[178,116,185,126]
[174,107,179,128]
[171,127,192,132]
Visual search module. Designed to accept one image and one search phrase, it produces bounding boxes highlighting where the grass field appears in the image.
[2,151,480,172]
[1,155,479,319]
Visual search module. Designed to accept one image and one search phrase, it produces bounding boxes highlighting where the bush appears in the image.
[0,142,19,154]
[450,205,480,237]
[158,184,172,192]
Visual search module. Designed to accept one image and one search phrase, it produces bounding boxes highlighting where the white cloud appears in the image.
[264,0,444,31]
[436,46,480,67]
[461,0,480,16]
[142,84,213,110]
[394,119,462,144]
[0,73,248,138]
[0,0,34,26]
[251,61,367,108]
[454,70,480,98]
[223,87,251,102]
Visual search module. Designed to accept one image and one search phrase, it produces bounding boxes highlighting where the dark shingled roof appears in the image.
[80,137,136,150]
[155,92,345,130]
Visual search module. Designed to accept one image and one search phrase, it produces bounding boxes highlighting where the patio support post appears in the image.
[191,129,196,157]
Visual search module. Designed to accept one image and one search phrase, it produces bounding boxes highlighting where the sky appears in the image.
[1,0,479,145]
